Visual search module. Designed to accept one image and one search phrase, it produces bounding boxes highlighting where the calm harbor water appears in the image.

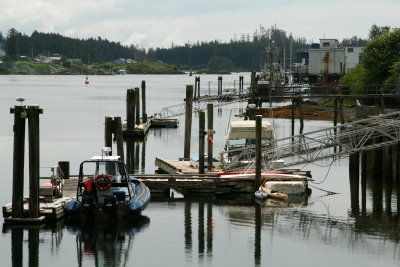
[0,74,399,266]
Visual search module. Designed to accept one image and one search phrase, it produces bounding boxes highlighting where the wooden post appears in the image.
[361,151,367,215]
[104,116,113,148]
[298,98,304,134]
[184,85,194,160]
[397,143,400,214]
[239,76,244,95]
[255,115,262,190]
[372,137,383,214]
[291,99,295,141]
[199,110,205,174]
[27,105,42,218]
[114,117,124,162]
[126,138,135,174]
[194,77,198,99]
[134,87,140,125]
[339,95,345,124]
[141,80,147,123]
[58,161,70,179]
[10,105,26,218]
[384,143,393,214]
[217,76,222,95]
[349,152,360,215]
[126,89,135,130]
[207,103,214,170]
[197,76,201,98]
[250,70,256,104]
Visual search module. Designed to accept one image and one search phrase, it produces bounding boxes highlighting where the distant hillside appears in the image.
[2,29,146,63]
[1,27,368,72]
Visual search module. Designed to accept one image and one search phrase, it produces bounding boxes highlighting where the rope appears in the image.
[309,184,338,195]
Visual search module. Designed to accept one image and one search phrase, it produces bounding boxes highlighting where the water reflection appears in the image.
[66,216,150,266]
[125,136,147,174]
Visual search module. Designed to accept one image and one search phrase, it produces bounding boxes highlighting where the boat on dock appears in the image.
[220,120,284,170]
[65,148,151,220]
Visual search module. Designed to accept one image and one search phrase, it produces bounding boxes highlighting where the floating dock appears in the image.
[3,179,77,225]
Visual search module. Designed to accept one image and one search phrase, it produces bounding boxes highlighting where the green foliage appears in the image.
[361,28,400,84]
[6,28,19,59]
[207,56,234,72]
[340,64,366,93]
[368,24,391,40]
[125,62,182,74]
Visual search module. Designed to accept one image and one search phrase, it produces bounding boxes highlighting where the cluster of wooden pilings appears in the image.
[193,75,244,98]
[9,105,43,223]
[183,85,216,171]
[124,81,148,137]
[349,141,400,216]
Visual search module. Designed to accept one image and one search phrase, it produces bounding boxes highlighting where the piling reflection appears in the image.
[66,216,150,267]
[125,135,147,174]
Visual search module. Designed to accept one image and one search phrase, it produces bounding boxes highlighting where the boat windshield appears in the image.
[226,138,272,149]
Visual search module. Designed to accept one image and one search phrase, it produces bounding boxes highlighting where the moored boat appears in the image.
[65,147,151,220]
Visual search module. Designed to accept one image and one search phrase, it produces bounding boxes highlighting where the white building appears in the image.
[308,39,363,75]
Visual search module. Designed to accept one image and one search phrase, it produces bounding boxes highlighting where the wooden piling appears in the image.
[105,116,113,148]
[217,76,222,95]
[195,76,201,99]
[10,105,26,218]
[134,87,140,125]
[250,70,256,104]
[349,152,360,214]
[199,111,205,174]
[184,85,194,160]
[126,89,135,130]
[58,161,70,179]
[297,98,304,134]
[255,115,262,190]
[207,103,214,170]
[384,142,393,214]
[291,99,295,141]
[27,105,42,218]
[141,80,147,123]
[361,151,367,214]
[239,76,244,95]
[114,117,125,162]
[372,137,383,214]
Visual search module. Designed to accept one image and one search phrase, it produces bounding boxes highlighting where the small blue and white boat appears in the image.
[65,148,151,220]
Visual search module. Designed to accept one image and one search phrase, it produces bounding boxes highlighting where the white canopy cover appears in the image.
[226,120,274,140]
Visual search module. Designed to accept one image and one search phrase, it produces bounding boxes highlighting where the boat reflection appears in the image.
[65,216,150,266]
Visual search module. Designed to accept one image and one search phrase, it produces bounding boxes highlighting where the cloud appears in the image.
[0,0,399,48]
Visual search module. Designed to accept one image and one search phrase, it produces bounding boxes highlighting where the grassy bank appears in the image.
[0,59,184,75]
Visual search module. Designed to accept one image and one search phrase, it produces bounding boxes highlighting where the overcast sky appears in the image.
[0,0,399,49]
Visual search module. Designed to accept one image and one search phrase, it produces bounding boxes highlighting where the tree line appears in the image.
[1,26,369,71]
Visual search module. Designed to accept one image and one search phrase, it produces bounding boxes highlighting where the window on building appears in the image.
[347,48,354,53]
[322,42,330,47]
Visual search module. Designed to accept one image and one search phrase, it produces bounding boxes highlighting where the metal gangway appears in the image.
[153,93,249,119]
[221,111,400,171]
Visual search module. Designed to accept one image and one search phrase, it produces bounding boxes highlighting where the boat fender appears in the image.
[104,195,117,215]
[82,195,95,216]
[94,174,112,191]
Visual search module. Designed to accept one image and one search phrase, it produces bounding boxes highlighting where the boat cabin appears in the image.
[225,120,275,151]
